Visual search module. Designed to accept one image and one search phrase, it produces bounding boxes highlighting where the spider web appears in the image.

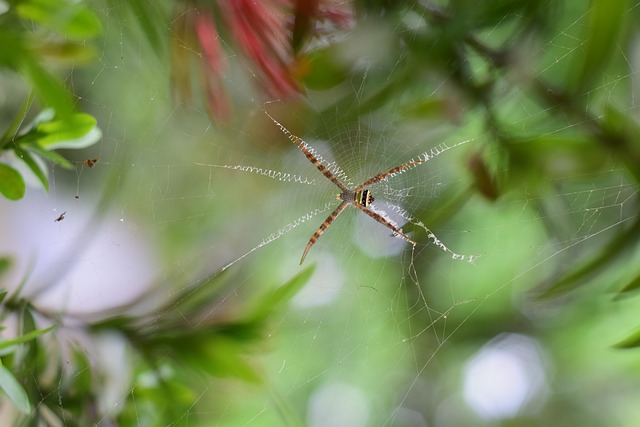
[2,1,640,426]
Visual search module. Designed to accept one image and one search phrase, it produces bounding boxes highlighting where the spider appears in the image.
[265,112,427,264]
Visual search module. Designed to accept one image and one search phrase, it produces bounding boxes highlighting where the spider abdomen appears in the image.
[354,189,374,207]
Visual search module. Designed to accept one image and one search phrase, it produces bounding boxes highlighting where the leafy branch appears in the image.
[0,0,103,200]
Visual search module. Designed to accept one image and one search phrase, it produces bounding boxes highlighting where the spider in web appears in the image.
[266,112,426,265]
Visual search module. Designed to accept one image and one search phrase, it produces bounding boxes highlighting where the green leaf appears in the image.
[601,104,640,147]
[248,265,315,322]
[614,327,640,349]
[0,365,31,414]
[35,41,98,64]
[300,47,350,90]
[568,0,627,94]
[613,272,640,299]
[9,112,99,170]
[398,97,451,120]
[601,104,640,186]
[21,58,75,118]
[12,146,49,191]
[16,0,102,39]
[67,348,93,397]
[17,307,50,380]
[27,144,73,169]
[0,163,26,200]
[0,93,34,150]
[0,325,55,351]
[508,135,609,179]
[122,0,165,56]
[187,336,262,383]
[35,113,97,147]
[0,31,21,68]
[534,216,640,299]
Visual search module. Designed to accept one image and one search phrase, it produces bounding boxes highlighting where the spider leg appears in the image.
[295,134,349,191]
[264,111,348,191]
[353,203,417,246]
[300,201,348,264]
[354,159,423,192]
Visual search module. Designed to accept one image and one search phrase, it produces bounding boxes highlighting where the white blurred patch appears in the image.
[292,253,344,308]
[95,332,131,413]
[0,190,159,319]
[307,382,370,427]
[393,407,428,427]
[462,333,549,420]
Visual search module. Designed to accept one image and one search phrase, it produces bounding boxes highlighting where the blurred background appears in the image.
[2,0,640,426]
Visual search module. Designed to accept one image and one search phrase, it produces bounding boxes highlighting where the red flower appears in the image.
[194,13,231,121]
[171,0,354,122]
[220,0,300,100]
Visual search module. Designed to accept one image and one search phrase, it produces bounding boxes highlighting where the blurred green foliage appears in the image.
[0,307,54,416]
[1,0,640,425]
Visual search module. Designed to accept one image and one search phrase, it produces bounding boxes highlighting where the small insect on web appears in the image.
[263,108,469,265]
[54,211,66,222]
[83,158,99,168]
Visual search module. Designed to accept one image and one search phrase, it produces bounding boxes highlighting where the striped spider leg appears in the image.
[299,158,421,264]
[263,110,421,264]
